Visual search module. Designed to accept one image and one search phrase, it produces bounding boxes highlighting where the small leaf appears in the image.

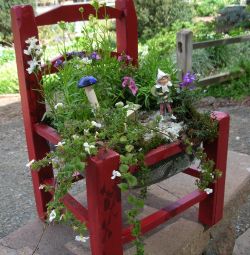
[118,183,129,192]
[125,145,134,153]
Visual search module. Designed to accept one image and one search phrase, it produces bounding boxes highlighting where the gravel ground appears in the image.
[0,95,249,239]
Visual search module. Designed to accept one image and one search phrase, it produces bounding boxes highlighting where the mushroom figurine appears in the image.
[78,76,99,109]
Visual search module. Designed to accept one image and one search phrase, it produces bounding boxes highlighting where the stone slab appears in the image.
[233,228,250,255]
[0,150,249,255]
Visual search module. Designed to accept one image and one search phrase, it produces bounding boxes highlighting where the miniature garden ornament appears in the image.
[151,69,173,117]
[78,76,99,109]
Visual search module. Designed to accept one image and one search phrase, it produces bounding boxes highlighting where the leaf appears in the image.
[119,164,129,173]
[126,174,138,187]
[118,183,129,192]
[125,144,134,153]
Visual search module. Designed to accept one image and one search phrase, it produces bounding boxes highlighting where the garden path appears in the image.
[0,94,250,253]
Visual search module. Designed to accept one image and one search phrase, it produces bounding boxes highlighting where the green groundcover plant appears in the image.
[24,1,221,254]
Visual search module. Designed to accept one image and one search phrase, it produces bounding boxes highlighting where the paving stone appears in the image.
[233,228,250,255]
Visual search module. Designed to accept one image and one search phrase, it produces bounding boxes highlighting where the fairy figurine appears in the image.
[151,69,173,117]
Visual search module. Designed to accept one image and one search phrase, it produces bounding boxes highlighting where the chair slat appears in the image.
[35,4,123,26]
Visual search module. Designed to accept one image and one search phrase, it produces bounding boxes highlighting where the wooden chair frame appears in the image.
[11,1,230,254]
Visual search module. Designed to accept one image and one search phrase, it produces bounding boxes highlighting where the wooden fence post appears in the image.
[176,29,193,81]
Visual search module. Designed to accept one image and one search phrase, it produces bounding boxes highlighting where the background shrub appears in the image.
[194,0,237,17]
[216,5,250,33]
[0,0,34,45]
[135,0,193,40]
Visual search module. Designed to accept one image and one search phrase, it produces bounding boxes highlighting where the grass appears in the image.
[201,76,250,100]
[0,61,18,94]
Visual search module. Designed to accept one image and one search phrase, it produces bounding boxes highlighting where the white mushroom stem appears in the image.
[84,86,99,109]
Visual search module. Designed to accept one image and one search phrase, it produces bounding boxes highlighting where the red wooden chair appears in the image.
[11,1,230,254]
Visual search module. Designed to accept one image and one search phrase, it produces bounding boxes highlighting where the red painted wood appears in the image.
[86,149,123,255]
[62,193,89,225]
[42,178,89,225]
[116,0,138,64]
[35,4,123,26]
[11,5,54,220]
[34,123,61,145]
[183,167,201,178]
[199,112,230,226]
[144,141,183,166]
[122,189,208,244]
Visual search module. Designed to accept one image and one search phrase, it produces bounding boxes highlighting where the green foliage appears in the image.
[194,0,236,17]
[0,47,15,64]
[0,0,35,44]
[0,61,18,94]
[203,75,250,100]
[216,5,250,33]
[135,0,193,40]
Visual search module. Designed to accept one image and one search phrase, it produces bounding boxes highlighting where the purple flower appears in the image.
[78,76,97,88]
[66,51,86,59]
[122,76,138,96]
[180,72,196,89]
[54,59,63,68]
[90,52,101,60]
[118,54,133,63]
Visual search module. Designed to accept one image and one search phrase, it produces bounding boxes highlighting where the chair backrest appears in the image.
[11,1,138,151]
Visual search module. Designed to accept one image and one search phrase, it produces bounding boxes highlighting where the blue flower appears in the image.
[180,72,196,89]
[66,51,86,59]
[54,59,63,68]
[90,52,101,60]
[78,76,97,88]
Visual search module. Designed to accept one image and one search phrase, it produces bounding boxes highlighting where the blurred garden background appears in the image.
[0,0,250,102]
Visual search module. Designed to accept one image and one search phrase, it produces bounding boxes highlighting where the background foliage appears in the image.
[134,0,193,40]
[0,0,34,45]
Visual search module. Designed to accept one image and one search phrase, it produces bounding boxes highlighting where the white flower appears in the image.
[55,141,65,147]
[49,209,56,222]
[25,36,38,45]
[210,173,214,179]
[82,57,92,65]
[204,188,213,195]
[84,129,89,135]
[171,115,177,120]
[26,159,35,168]
[26,59,40,74]
[72,134,80,140]
[111,170,121,180]
[75,235,89,243]
[39,184,45,190]
[91,121,102,128]
[115,101,124,108]
[84,142,95,154]
[24,48,32,55]
[54,103,63,110]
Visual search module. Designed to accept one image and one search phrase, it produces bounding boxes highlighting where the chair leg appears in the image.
[30,135,54,220]
[86,149,123,255]
[199,112,230,226]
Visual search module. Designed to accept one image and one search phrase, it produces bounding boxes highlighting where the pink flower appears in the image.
[118,54,133,63]
[122,76,138,96]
